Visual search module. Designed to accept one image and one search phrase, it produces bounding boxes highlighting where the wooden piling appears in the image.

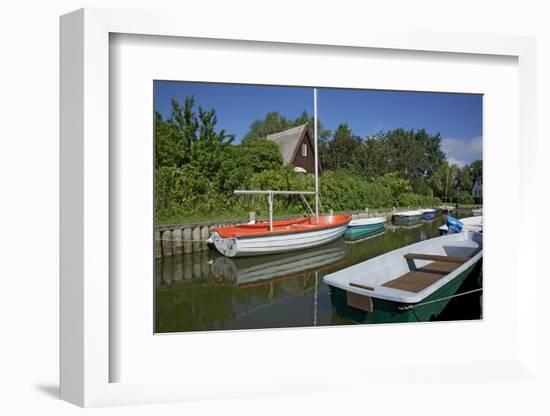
[155,230,162,259]
[172,228,183,256]
[183,228,192,254]
[192,227,201,253]
[200,226,209,251]
[161,230,173,257]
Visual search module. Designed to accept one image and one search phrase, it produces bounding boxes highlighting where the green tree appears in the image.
[323,123,362,172]
[429,162,459,201]
[216,139,284,194]
[155,111,185,168]
[454,165,473,195]
[155,97,233,171]
[361,128,445,190]
[190,106,235,180]
[374,173,413,206]
[468,159,483,182]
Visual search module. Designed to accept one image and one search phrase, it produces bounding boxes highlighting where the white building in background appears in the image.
[472,176,482,199]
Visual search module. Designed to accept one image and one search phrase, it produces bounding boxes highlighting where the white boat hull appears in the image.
[324,231,482,304]
[211,224,348,257]
[348,217,386,227]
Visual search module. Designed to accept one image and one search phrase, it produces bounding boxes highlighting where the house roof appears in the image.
[266,124,308,165]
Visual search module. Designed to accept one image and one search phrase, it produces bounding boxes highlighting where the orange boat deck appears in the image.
[213,214,351,239]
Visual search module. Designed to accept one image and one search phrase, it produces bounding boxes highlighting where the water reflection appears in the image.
[155,210,482,332]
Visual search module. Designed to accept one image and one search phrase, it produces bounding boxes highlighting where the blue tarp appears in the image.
[446,215,464,233]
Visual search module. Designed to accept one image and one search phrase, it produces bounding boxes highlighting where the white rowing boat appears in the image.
[392,210,422,226]
[210,214,350,257]
[323,231,482,304]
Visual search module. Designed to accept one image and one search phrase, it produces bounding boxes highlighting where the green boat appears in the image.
[324,231,483,324]
[393,210,422,226]
[345,217,386,241]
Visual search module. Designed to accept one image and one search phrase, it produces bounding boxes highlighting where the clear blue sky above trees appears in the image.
[154,81,482,166]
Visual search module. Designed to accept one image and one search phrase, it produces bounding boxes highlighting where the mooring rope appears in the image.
[398,288,483,311]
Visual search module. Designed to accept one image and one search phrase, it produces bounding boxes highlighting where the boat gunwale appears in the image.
[342,252,481,304]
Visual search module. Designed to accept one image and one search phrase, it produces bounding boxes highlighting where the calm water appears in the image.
[155,211,482,333]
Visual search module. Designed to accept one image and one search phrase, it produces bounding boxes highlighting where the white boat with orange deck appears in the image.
[211,210,350,257]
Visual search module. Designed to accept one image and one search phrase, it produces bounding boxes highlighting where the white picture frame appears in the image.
[60,8,538,408]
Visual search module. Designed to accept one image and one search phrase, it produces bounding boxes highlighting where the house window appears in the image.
[302,143,307,157]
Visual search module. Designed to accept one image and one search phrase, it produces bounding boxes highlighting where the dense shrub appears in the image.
[155,164,443,223]
[457,191,475,205]
[398,192,441,208]
[153,98,449,224]
[155,163,443,223]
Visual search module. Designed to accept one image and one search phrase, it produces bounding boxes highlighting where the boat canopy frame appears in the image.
[232,89,322,233]
[234,189,317,231]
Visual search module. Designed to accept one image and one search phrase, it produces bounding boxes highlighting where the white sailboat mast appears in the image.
[314,88,319,224]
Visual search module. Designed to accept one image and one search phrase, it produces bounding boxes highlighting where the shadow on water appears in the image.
[155,210,482,332]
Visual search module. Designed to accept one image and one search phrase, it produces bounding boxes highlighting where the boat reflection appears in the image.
[156,238,349,288]
[155,239,350,332]
[212,239,349,286]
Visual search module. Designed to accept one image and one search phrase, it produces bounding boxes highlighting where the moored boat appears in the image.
[392,210,422,226]
[438,205,456,212]
[211,214,350,257]
[439,215,482,235]
[472,208,483,216]
[420,208,437,221]
[345,217,386,241]
[323,231,482,323]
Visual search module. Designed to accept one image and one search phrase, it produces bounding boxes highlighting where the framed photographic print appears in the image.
[60,7,538,408]
[152,80,484,333]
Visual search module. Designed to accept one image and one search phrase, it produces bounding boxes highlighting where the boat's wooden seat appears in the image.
[382,253,469,293]
[404,253,470,263]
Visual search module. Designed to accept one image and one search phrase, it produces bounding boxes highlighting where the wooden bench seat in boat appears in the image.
[403,253,470,263]
[381,253,470,293]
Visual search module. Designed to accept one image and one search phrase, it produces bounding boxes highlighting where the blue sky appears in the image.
[154,81,482,166]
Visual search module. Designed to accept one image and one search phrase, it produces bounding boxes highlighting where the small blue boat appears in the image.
[420,208,437,221]
[345,217,386,241]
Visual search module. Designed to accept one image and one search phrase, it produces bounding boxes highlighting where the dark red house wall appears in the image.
[291,132,321,174]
